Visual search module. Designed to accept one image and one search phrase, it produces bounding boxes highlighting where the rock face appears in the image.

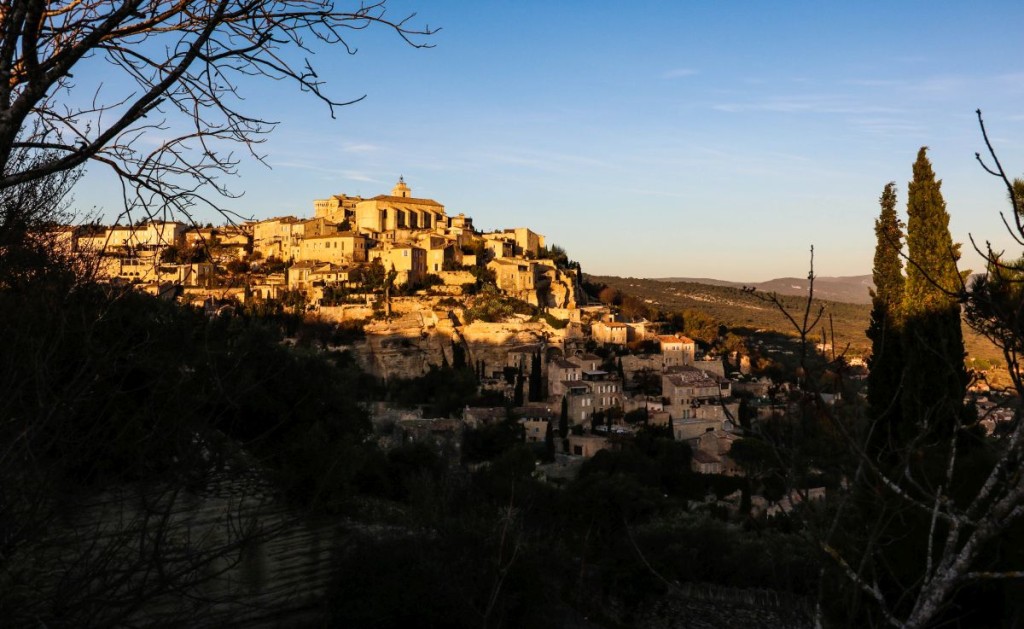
[352,311,449,379]
[542,265,581,309]
[493,261,582,309]
[460,320,561,379]
[349,305,569,380]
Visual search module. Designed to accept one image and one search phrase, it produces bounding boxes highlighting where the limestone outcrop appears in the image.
[349,306,568,380]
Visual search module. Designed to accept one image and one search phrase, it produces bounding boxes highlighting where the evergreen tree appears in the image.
[528,351,543,402]
[559,397,569,439]
[901,147,967,438]
[866,182,906,455]
[451,340,466,370]
[513,374,524,407]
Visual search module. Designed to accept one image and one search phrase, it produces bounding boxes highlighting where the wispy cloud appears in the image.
[342,142,382,154]
[713,94,904,115]
[916,76,964,93]
[341,170,382,183]
[478,148,613,172]
[996,72,1024,83]
[842,78,906,88]
[848,117,927,136]
[267,161,383,184]
[662,68,698,79]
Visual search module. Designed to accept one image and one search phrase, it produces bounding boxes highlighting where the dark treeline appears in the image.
[1,198,821,627]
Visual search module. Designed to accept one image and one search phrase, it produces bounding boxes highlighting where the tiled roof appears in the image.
[368,195,443,207]
[665,369,720,387]
[691,450,721,464]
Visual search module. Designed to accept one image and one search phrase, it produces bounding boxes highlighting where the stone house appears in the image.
[309,263,354,288]
[369,243,427,286]
[286,260,318,292]
[662,366,732,420]
[592,321,629,345]
[183,226,252,261]
[672,418,724,442]
[582,370,622,412]
[658,334,696,367]
[548,358,582,397]
[114,221,186,250]
[253,216,304,260]
[688,428,741,476]
[500,227,545,258]
[522,419,550,444]
[313,193,363,224]
[415,233,459,273]
[103,256,214,287]
[296,232,368,265]
[563,382,595,425]
[157,262,215,287]
[446,213,474,234]
[482,232,515,259]
[488,257,536,294]
[691,450,723,474]
[567,434,610,458]
[620,353,664,382]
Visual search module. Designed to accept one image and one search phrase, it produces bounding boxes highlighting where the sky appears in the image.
[71,1,1024,282]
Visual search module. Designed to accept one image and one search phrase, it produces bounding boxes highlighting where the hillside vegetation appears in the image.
[589,275,1005,371]
[657,274,875,305]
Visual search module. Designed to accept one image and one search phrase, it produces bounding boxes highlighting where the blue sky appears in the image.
[73,1,1024,281]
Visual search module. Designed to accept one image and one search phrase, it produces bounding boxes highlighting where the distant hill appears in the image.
[588,275,1004,366]
[656,275,874,305]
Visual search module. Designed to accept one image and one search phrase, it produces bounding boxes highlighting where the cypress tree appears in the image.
[451,340,466,370]
[866,182,905,455]
[529,351,543,402]
[901,147,967,438]
[544,421,555,462]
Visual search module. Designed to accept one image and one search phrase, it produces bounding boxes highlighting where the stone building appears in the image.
[296,232,368,265]
[662,366,731,421]
[583,369,622,412]
[658,334,696,367]
[353,177,447,234]
[567,434,610,458]
[592,321,629,345]
[563,382,594,425]
[369,243,427,286]
[313,193,363,224]
[548,358,582,397]
[253,216,305,260]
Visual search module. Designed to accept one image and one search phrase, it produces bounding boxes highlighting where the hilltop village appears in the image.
[53,177,821,514]
[30,174,1013,628]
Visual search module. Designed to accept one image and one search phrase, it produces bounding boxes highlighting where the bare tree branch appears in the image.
[0,0,437,222]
